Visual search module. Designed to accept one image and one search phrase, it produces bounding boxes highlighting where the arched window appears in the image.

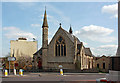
[55,36,66,56]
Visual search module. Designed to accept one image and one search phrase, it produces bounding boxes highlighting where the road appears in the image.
[1,72,106,83]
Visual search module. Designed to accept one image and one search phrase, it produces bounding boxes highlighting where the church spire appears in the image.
[69,24,73,34]
[42,7,48,28]
[42,6,48,49]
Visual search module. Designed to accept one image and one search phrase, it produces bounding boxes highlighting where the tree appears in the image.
[2,52,11,69]
[16,56,33,70]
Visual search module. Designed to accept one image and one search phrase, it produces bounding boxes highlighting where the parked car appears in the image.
[96,78,108,83]
[96,78,116,83]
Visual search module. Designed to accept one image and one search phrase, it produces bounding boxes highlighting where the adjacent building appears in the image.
[10,38,37,69]
[10,38,37,59]
[95,55,111,72]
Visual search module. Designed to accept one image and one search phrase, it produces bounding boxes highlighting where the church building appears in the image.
[34,9,95,70]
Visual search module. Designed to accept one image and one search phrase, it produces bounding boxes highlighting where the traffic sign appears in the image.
[8,57,16,61]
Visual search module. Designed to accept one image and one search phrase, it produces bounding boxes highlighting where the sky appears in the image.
[1,0,119,57]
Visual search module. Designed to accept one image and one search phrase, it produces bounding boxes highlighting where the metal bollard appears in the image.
[19,69,23,76]
[5,69,8,76]
[60,69,63,75]
[14,69,16,75]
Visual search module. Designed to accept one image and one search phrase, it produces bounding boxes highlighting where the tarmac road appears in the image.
[1,72,106,83]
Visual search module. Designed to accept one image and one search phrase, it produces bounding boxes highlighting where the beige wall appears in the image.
[10,40,37,60]
[80,47,94,70]
[95,56,110,72]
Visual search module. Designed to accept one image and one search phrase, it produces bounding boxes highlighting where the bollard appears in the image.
[14,69,16,75]
[5,70,8,76]
[19,69,23,76]
[60,69,63,75]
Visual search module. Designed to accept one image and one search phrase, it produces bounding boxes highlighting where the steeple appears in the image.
[69,24,73,34]
[42,7,48,28]
[42,7,48,69]
[42,6,48,49]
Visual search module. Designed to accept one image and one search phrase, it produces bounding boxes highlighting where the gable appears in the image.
[49,27,74,45]
[47,27,75,62]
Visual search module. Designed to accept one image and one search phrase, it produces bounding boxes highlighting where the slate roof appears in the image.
[61,28,81,44]
[33,48,42,55]
[85,48,93,57]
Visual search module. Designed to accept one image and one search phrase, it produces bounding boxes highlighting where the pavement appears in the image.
[1,72,107,82]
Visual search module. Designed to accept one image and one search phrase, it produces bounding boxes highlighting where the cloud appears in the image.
[39,14,60,26]
[99,45,117,48]
[74,25,116,43]
[3,26,36,40]
[14,2,70,28]
[102,3,118,18]
[18,2,36,10]
[48,15,60,26]
[92,45,117,56]
[44,4,70,24]
[82,41,88,46]
[31,24,41,27]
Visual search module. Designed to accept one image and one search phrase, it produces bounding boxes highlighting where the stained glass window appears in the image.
[55,36,66,56]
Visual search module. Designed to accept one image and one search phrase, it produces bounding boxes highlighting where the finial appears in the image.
[60,23,61,26]
[69,24,73,34]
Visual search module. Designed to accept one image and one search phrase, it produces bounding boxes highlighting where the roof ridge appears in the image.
[61,28,81,44]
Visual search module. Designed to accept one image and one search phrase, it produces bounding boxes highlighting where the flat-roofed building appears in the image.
[10,38,37,69]
[10,38,37,59]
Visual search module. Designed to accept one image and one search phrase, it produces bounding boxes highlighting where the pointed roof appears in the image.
[48,25,81,45]
[85,48,93,57]
[59,27,81,44]
[69,25,73,34]
[42,8,48,28]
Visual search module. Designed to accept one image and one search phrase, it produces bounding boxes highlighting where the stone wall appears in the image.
[47,28,75,69]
